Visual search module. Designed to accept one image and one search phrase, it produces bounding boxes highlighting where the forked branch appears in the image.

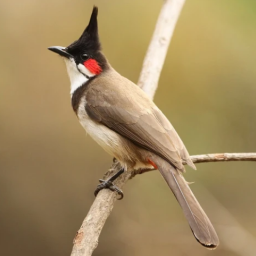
[70,1,255,256]
[70,1,187,255]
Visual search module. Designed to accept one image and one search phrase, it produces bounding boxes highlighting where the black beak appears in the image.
[48,46,73,59]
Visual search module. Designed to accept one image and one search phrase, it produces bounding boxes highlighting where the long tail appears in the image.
[151,156,219,249]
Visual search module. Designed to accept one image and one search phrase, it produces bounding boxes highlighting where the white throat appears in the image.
[64,58,95,95]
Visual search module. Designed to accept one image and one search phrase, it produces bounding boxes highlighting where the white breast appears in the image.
[76,98,153,171]
[64,58,95,95]
[77,98,130,165]
[64,58,150,169]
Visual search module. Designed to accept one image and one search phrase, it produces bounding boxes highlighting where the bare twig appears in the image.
[70,1,186,255]
[132,153,256,176]
[71,162,130,256]
[70,1,255,256]
[190,153,256,164]
[138,0,186,99]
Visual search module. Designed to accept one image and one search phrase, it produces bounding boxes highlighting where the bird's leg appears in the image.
[94,168,125,200]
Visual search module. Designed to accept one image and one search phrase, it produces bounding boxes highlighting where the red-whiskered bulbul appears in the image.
[48,7,219,249]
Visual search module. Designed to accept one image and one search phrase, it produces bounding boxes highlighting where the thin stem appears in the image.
[131,153,256,176]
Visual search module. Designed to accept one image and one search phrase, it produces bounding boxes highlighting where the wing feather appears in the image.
[85,72,194,170]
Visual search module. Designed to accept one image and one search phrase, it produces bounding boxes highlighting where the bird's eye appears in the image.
[81,54,89,61]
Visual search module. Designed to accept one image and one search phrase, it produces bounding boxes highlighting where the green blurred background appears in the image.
[1,0,256,255]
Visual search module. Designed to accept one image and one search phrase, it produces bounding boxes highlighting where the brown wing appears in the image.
[151,108,196,169]
[85,71,194,170]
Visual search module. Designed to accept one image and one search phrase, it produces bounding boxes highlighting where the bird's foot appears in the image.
[94,179,123,199]
[94,168,125,199]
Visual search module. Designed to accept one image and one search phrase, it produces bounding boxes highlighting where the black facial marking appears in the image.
[66,7,100,59]
[65,6,108,71]
[81,54,90,61]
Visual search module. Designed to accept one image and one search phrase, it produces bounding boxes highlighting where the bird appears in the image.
[48,6,219,249]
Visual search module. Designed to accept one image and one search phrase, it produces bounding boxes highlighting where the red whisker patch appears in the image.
[84,59,102,75]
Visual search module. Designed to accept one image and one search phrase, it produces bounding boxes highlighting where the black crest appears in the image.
[67,6,101,55]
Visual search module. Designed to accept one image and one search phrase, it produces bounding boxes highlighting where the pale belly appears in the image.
[77,99,152,170]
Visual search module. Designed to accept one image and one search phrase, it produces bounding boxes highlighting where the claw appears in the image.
[94,179,124,199]
[94,168,125,199]
[110,184,123,200]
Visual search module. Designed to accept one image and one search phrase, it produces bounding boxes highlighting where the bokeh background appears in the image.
[1,0,256,255]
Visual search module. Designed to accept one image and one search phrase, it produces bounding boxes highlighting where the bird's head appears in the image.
[48,6,107,94]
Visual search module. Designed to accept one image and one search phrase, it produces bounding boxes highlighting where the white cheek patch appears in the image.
[77,63,95,78]
[64,58,95,95]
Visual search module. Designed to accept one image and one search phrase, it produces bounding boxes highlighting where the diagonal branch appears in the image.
[138,0,186,99]
[70,1,254,256]
[70,1,186,255]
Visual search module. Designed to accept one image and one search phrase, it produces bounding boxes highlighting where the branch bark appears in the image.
[190,153,256,164]
[71,1,186,255]
[137,0,186,99]
[71,161,130,256]
[70,1,255,256]
[131,153,256,176]
[70,1,186,255]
